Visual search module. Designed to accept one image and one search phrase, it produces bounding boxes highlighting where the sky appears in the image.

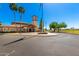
[0,3,79,29]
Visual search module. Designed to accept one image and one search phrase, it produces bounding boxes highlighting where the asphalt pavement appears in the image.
[0,33,79,56]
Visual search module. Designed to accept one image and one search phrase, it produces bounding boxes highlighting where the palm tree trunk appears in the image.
[13,11,16,22]
[20,13,22,33]
[13,11,17,32]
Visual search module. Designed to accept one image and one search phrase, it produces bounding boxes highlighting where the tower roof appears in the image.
[32,16,37,21]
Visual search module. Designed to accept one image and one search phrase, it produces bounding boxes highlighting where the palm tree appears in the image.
[18,6,25,22]
[18,6,25,32]
[39,19,44,32]
[40,3,44,32]
[9,3,17,21]
[9,3,18,32]
[0,22,2,26]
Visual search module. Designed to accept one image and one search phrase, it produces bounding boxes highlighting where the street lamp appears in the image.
[40,3,44,32]
[38,3,48,34]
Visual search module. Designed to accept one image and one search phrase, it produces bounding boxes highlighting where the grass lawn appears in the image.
[62,29,79,35]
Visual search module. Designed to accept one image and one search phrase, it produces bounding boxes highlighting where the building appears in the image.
[0,22,2,32]
[0,16,40,32]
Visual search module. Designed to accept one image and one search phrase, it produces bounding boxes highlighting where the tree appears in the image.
[59,22,67,28]
[18,6,25,22]
[57,22,67,32]
[0,22,2,26]
[49,22,58,32]
[49,22,67,32]
[9,3,17,21]
[44,28,47,32]
[49,23,52,30]
[39,19,44,32]
[18,6,25,32]
[0,22,2,32]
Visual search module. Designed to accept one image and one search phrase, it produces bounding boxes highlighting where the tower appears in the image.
[32,16,37,27]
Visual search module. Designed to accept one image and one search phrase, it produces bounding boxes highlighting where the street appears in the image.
[0,33,79,56]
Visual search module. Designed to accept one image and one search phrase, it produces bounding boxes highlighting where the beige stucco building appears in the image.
[0,16,40,32]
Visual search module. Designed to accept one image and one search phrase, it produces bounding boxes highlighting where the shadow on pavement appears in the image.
[3,37,25,46]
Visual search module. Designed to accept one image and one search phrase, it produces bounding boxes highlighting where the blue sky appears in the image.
[0,3,79,29]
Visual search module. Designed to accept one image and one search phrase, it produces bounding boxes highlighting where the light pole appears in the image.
[40,3,44,32]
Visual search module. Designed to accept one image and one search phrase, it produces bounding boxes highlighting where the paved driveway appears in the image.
[0,33,79,56]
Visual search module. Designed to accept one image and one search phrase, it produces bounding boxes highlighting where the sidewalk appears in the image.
[7,32,58,36]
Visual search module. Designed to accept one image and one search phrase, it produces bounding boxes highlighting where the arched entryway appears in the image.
[28,28,35,32]
[29,28,32,32]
